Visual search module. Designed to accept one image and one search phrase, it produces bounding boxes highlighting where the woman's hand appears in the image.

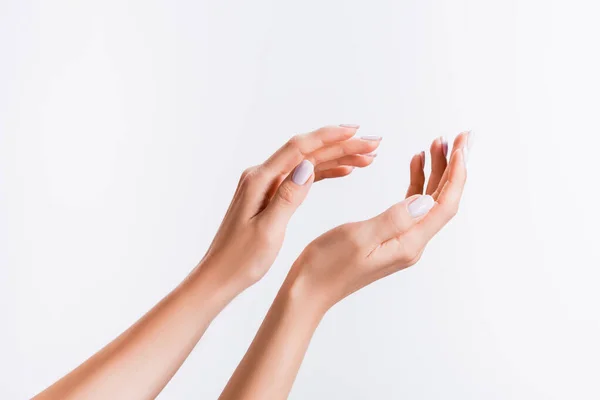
[198,125,382,292]
[219,131,472,400]
[289,131,470,312]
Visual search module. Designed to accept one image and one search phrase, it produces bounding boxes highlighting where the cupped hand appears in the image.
[198,125,382,290]
[288,132,471,312]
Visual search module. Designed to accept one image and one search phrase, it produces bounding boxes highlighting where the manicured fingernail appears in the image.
[441,136,448,157]
[420,151,425,169]
[467,130,474,150]
[407,195,435,218]
[340,124,360,129]
[292,160,314,185]
[360,135,382,141]
[365,151,378,157]
[462,146,469,169]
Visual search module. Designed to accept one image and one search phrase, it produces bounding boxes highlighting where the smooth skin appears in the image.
[220,131,471,400]
[33,125,381,400]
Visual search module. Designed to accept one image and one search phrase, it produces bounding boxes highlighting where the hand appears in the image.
[32,125,381,400]
[198,125,382,291]
[288,131,471,312]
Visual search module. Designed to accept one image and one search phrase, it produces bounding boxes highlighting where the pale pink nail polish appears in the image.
[441,137,448,157]
[292,160,314,185]
[360,135,382,141]
[339,124,360,129]
[408,195,435,218]
[467,130,474,150]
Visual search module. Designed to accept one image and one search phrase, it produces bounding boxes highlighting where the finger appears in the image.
[262,125,358,177]
[307,136,381,165]
[405,152,426,198]
[432,131,469,200]
[315,154,375,172]
[365,194,435,244]
[258,160,315,228]
[425,137,448,195]
[404,144,467,247]
[314,166,355,181]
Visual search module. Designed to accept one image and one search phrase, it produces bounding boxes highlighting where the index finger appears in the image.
[262,125,358,177]
[432,131,469,200]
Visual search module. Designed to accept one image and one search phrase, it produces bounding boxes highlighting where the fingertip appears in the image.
[348,155,376,168]
[360,155,376,166]
[410,152,424,171]
[331,165,355,177]
[452,131,469,151]
[339,166,355,176]
[335,124,360,138]
[447,143,468,181]
[315,166,354,180]
[362,139,381,154]
[441,136,449,157]
[430,137,441,153]
[430,136,448,160]
[291,160,315,186]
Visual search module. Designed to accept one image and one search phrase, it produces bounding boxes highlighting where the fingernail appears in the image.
[365,151,378,157]
[462,146,469,169]
[407,195,435,218]
[340,124,360,129]
[467,130,474,150]
[420,151,425,169]
[441,136,448,157]
[360,135,382,141]
[292,160,314,185]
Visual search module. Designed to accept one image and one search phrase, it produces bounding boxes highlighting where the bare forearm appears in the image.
[219,275,326,400]
[35,260,240,400]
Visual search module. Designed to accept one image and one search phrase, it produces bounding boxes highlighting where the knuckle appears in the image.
[402,249,420,265]
[240,166,257,184]
[240,167,251,181]
[281,135,305,160]
[406,250,423,266]
[276,182,295,206]
[398,235,421,264]
[385,208,404,233]
[385,205,409,233]
[287,135,302,150]
[315,126,334,135]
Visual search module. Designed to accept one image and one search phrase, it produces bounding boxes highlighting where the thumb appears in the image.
[367,194,435,243]
[259,160,315,228]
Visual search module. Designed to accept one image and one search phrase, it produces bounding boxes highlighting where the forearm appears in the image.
[219,274,326,400]
[35,259,241,400]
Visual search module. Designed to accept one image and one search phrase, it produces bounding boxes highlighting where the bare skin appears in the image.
[33,125,381,400]
[220,131,472,400]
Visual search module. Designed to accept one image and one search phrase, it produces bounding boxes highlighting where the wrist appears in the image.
[184,256,247,309]
[279,267,331,322]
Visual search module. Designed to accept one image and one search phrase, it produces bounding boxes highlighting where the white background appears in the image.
[1,0,600,399]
